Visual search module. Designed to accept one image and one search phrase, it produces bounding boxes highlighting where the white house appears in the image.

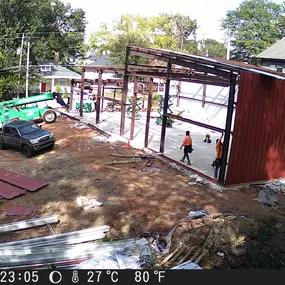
[38,61,81,94]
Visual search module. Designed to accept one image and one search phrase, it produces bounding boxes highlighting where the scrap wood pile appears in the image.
[141,214,260,269]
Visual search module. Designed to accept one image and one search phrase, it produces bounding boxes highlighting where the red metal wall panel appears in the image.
[0,169,48,191]
[226,72,285,185]
[0,181,26,199]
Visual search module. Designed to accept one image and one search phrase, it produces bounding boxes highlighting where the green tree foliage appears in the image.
[89,13,198,65]
[221,0,285,62]
[200,39,227,59]
[0,0,87,97]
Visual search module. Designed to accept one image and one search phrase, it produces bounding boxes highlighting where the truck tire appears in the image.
[0,139,6,150]
[43,109,57,124]
[22,145,33,158]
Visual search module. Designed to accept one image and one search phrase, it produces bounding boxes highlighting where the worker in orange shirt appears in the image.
[213,133,223,179]
[180,130,193,165]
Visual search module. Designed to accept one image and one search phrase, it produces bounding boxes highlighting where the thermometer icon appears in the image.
[72,270,79,283]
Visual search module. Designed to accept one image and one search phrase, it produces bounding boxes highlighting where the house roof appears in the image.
[85,54,111,66]
[41,64,81,79]
[257,37,285,60]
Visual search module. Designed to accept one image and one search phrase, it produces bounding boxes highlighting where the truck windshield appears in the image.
[18,123,40,135]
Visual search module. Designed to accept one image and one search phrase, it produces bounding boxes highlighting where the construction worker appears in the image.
[180,130,193,165]
[213,133,223,179]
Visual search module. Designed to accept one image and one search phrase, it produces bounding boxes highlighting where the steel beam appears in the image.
[178,95,230,108]
[145,78,153,147]
[130,77,138,140]
[0,216,58,234]
[79,70,85,117]
[128,49,230,79]
[218,72,237,183]
[120,47,129,136]
[167,114,229,134]
[159,60,172,153]
[96,71,102,124]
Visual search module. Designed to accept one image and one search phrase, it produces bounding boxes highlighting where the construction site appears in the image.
[1,46,285,270]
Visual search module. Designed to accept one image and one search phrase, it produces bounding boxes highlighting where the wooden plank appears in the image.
[0,216,58,234]
[194,248,209,263]
[105,160,136,165]
[159,245,182,266]
[170,245,187,263]
[104,166,121,171]
[189,248,202,262]
[176,246,196,264]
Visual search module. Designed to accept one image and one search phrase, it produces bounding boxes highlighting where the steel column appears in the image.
[130,77,138,140]
[69,80,74,112]
[218,72,236,183]
[120,48,130,136]
[96,71,103,124]
[101,85,105,108]
[79,70,85,117]
[145,77,153,147]
[202,84,207,108]
[176,81,181,107]
[159,60,172,153]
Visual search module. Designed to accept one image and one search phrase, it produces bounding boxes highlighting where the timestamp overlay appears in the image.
[0,269,280,285]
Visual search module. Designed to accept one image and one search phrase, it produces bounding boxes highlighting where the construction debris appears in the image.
[76,196,103,210]
[171,260,202,270]
[75,238,152,269]
[105,160,137,165]
[188,210,209,218]
[104,166,121,171]
[70,122,89,129]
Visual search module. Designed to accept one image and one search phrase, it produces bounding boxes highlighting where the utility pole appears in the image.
[25,40,30,98]
[18,33,25,86]
[226,35,231,60]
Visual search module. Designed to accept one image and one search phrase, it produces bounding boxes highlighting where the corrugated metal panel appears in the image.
[0,169,48,191]
[226,71,285,185]
[6,206,34,216]
[0,181,26,199]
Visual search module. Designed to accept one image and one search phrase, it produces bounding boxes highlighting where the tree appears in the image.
[221,0,285,62]
[89,13,198,65]
[199,39,227,59]
[0,0,87,97]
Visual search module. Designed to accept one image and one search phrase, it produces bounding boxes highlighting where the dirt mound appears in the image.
[168,215,285,269]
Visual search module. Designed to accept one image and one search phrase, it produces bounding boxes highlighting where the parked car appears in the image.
[0,120,55,158]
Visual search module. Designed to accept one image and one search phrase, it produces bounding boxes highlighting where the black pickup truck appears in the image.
[0,120,55,158]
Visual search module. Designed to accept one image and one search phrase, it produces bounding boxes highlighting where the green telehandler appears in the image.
[0,92,68,127]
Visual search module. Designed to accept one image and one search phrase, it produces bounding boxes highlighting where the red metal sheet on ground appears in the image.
[0,169,48,191]
[6,206,34,216]
[0,181,26,199]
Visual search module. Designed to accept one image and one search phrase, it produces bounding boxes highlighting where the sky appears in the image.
[63,0,284,43]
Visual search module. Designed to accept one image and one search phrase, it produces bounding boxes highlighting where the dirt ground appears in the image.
[1,117,285,268]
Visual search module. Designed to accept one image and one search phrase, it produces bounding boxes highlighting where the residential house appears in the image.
[38,61,81,94]
[257,37,285,73]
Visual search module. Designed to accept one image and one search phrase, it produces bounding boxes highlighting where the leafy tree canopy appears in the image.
[221,0,285,62]
[0,0,87,97]
[89,13,199,65]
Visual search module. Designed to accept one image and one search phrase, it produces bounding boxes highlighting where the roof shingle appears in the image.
[257,37,285,60]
